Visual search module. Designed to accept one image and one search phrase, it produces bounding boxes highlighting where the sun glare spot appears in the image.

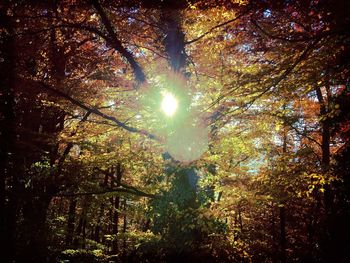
[161,92,178,116]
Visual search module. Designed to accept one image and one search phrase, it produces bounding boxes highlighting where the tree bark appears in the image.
[122,198,127,259]
[161,10,187,72]
[90,0,145,83]
[111,163,123,254]
[315,86,331,209]
[279,127,288,263]
[94,172,109,242]
[279,206,287,263]
[0,4,17,261]
[271,205,277,263]
[315,79,334,262]
[19,196,52,262]
[74,197,89,248]
[66,197,77,246]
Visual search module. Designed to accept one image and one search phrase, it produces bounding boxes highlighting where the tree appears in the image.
[1,0,349,262]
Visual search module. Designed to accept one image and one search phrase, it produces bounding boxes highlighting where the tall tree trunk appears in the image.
[74,197,88,248]
[233,212,239,241]
[0,4,17,261]
[279,206,287,263]
[306,214,315,261]
[271,205,278,263]
[66,197,77,246]
[94,203,104,242]
[82,216,87,249]
[122,198,127,259]
[111,163,123,254]
[161,10,187,73]
[94,172,109,242]
[112,194,121,254]
[315,86,331,207]
[19,196,52,262]
[279,127,288,263]
[238,207,243,232]
[315,80,334,261]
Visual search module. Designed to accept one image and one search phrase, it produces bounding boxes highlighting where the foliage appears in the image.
[1,0,349,262]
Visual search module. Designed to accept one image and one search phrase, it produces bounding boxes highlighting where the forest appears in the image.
[1,0,350,262]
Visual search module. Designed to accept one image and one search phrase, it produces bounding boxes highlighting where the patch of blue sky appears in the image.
[247,156,266,174]
[263,9,272,18]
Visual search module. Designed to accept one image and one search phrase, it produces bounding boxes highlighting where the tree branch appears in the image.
[185,8,250,45]
[251,19,349,43]
[89,0,146,83]
[16,24,110,42]
[251,19,309,43]
[38,81,157,140]
[226,39,319,118]
[56,111,92,174]
[53,187,157,199]
[268,112,322,148]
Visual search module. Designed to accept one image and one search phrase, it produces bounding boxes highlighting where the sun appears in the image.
[161,92,178,117]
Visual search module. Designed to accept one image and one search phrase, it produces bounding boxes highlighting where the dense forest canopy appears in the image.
[1,0,350,262]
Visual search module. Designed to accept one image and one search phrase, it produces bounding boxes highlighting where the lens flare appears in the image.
[161,92,178,116]
[167,124,208,162]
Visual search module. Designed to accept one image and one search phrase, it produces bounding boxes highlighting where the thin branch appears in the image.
[128,15,163,30]
[128,42,167,59]
[268,112,322,148]
[250,39,319,101]
[218,38,320,120]
[185,8,250,45]
[231,156,249,169]
[251,19,349,43]
[65,37,98,58]
[251,19,309,43]
[53,187,157,199]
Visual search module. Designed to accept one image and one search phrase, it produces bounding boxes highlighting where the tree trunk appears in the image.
[238,207,243,232]
[271,205,278,263]
[315,80,334,262]
[66,197,77,246]
[122,198,127,259]
[315,86,331,206]
[18,196,52,262]
[0,4,17,261]
[279,127,287,263]
[94,203,104,242]
[111,163,123,255]
[74,197,89,248]
[82,216,87,249]
[94,171,109,242]
[279,206,287,263]
[161,10,187,73]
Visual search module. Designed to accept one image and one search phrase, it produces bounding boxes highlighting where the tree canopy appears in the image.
[1,0,350,262]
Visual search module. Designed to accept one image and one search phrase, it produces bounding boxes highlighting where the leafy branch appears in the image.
[38,81,157,140]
